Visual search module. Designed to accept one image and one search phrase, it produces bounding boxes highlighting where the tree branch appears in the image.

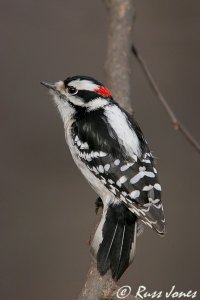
[104,0,135,114]
[132,44,200,155]
[78,1,137,299]
[78,259,136,300]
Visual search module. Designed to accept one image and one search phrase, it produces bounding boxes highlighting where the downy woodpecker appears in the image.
[41,75,165,280]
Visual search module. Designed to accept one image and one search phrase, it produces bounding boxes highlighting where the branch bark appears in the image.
[78,0,137,299]
[104,0,135,114]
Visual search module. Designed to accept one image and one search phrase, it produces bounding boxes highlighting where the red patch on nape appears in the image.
[95,86,112,98]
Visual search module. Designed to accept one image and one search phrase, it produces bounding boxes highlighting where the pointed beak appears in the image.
[40,81,56,90]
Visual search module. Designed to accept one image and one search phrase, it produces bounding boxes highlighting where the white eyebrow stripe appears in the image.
[68,79,99,91]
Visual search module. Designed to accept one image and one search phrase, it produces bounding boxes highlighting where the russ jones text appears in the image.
[117,285,197,299]
[135,285,197,299]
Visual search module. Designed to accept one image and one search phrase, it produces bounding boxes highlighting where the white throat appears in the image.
[51,93,76,127]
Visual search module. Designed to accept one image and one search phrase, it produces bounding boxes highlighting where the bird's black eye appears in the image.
[67,86,78,95]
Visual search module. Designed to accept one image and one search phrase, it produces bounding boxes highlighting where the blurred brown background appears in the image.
[0,0,200,299]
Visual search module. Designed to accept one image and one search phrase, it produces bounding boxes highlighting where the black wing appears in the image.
[72,109,165,234]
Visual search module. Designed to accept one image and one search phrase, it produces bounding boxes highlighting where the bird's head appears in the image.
[41,75,113,121]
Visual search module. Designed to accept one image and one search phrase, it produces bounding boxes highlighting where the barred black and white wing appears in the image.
[71,105,165,235]
[74,142,165,234]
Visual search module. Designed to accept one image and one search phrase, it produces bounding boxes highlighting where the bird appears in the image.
[40,75,165,280]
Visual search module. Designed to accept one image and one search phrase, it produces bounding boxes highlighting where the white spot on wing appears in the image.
[86,153,91,161]
[154,183,161,191]
[99,151,107,157]
[104,164,110,172]
[114,159,120,166]
[129,190,140,199]
[143,185,153,191]
[130,172,144,184]
[143,159,151,163]
[139,166,146,172]
[150,198,160,204]
[98,165,104,173]
[93,152,99,158]
[108,179,114,184]
[116,176,127,187]
[80,142,89,149]
[120,163,134,171]
[144,171,155,178]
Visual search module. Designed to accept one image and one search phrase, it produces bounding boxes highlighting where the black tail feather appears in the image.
[96,204,137,280]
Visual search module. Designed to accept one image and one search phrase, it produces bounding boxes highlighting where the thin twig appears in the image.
[132,44,200,155]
